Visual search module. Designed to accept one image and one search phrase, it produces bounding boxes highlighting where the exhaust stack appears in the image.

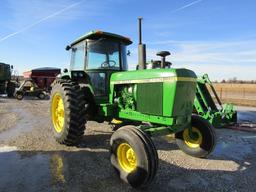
[138,17,146,70]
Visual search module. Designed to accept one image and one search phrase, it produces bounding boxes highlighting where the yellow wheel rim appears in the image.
[111,118,123,124]
[183,127,203,148]
[51,93,65,133]
[117,143,137,173]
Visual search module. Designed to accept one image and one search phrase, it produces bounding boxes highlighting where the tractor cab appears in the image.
[66,31,132,102]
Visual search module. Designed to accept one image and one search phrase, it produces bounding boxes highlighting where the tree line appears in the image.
[213,77,256,84]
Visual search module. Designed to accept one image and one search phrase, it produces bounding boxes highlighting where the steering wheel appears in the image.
[100,60,116,68]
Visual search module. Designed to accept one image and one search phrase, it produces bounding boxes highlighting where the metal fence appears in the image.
[211,84,256,107]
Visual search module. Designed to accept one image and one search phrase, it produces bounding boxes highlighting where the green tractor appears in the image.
[193,74,237,128]
[50,19,216,187]
[0,62,16,97]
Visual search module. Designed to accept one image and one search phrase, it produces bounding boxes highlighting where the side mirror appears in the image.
[65,45,71,51]
[63,68,68,73]
[11,65,13,69]
[127,50,131,56]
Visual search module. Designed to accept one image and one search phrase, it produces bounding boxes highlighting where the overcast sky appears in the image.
[0,0,256,80]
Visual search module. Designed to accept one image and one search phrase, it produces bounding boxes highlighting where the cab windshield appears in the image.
[86,39,127,70]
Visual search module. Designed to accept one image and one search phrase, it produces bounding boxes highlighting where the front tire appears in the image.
[50,79,86,145]
[38,92,46,100]
[15,92,24,100]
[110,125,158,188]
[175,115,216,158]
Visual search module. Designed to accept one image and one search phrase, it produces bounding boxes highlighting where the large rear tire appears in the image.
[50,79,87,145]
[110,125,158,188]
[175,115,216,158]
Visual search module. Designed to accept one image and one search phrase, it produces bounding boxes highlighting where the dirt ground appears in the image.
[0,97,256,192]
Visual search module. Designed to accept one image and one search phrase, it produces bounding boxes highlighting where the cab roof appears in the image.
[70,30,133,46]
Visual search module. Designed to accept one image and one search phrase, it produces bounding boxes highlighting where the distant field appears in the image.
[211,83,256,107]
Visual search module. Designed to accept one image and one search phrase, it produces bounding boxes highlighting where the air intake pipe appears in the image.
[156,51,171,68]
[138,17,146,70]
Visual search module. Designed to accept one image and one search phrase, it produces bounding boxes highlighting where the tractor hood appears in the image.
[110,68,197,84]
[110,68,197,124]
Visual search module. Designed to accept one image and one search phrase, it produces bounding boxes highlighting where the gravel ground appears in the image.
[0,97,256,192]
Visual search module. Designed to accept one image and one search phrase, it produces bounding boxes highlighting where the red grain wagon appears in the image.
[23,67,61,91]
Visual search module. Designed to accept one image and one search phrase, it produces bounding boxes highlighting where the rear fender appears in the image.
[15,90,24,95]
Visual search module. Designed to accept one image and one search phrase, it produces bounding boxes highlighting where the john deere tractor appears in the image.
[50,18,215,188]
[0,62,16,97]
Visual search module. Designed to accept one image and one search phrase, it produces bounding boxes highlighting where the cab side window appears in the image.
[71,42,85,70]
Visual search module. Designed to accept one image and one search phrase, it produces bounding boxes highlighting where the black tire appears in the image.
[7,82,16,97]
[38,92,46,100]
[0,83,5,94]
[16,92,24,100]
[175,115,216,158]
[50,79,87,145]
[231,111,237,123]
[110,125,158,188]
